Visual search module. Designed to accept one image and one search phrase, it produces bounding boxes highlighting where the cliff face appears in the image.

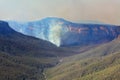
[61,24,120,46]
[8,17,120,46]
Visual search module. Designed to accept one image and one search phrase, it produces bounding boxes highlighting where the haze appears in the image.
[0,0,120,25]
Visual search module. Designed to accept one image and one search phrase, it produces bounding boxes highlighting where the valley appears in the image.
[0,19,120,80]
[0,0,120,79]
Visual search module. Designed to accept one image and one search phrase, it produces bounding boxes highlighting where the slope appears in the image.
[45,38,120,80]
[0,21,59,80]
[0,51,44,80]
[0,21,58,57]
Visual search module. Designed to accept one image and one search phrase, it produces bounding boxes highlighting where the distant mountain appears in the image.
[8,17,120,47]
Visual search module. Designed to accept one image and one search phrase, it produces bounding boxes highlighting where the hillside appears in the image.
[45,38,120,80]
[64,37,120,62]
[0,21,60,80]
[0,21,58,56]
[0,52,43,80]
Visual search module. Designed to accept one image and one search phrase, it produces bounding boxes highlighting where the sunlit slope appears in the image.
[46,39,120,80]
[64,38,120,62]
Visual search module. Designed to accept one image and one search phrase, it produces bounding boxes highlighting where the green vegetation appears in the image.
[0,51,58,80]
[45,39,120,80]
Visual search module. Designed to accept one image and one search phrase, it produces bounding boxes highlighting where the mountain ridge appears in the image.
[8,17,120,47]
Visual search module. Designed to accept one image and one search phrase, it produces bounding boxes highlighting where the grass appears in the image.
[45,39,120,80]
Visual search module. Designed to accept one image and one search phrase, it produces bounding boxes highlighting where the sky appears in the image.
[0,0,120,25]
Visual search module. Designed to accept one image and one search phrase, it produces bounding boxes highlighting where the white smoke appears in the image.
[49,21,63,46]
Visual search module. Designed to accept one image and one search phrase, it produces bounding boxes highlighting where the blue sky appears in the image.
[0,0,120,25]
